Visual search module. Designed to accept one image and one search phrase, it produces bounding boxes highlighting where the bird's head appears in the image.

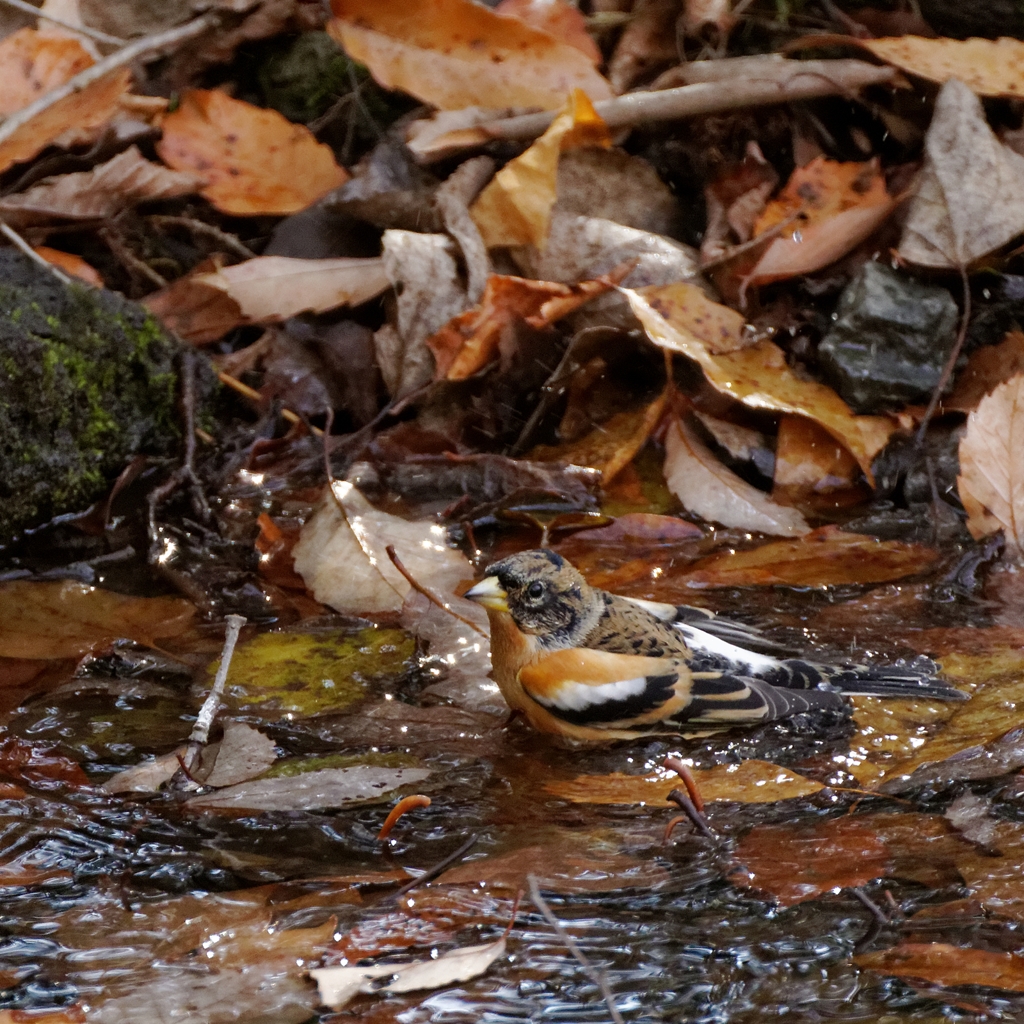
[464,548,595,644]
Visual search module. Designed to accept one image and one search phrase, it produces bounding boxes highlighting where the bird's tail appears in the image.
[773,659,967,702]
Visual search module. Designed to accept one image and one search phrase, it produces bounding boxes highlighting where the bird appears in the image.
[463,548,967,742]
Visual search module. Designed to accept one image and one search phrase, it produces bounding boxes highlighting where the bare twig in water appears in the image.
[394,834,480,896]
[527,874,625,1024]
[0,14,218,153]
[386,544,488,637]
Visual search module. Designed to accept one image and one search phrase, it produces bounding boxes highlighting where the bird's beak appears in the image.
[463,575,509,612]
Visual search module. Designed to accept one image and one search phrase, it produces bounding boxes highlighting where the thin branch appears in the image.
[386,543,488,637]
[527,875,625,1024]
[0,0,125,45]
[0,14,218,152]
[916,266,971,444]
[394,834,479,896]
[148,215,257,261]
[0,219,71,283]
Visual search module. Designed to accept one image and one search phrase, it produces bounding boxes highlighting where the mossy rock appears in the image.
[0,251,183,543]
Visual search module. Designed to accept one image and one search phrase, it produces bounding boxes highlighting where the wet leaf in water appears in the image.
[186,765,432,813]
[214,627,415,718]
[0,581,194,660]
[772,414,863,501]
[195,721,277,788]
[546,759,822,805]
[327,0,612,112]
[157,89,348,215]
[0,735,89,788]
[855,943,1024,993]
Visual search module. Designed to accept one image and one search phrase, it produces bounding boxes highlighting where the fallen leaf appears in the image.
[675,525,940,588]
[663,417,811,536]
[327,0,612,112]
[0,27,93,115]
[375,230,468,398]
[144,256,389,344]
[856,943,1024,993]
[625,286,896,479]
[859,35,1024,99]
[701,142,779,264]
[32,246,102,286]
[293,480,474,615]
[945,330,1024,412]
[186,765,432,813]
[957,372,1024,558]
[636,282,750,354]
[195,722,277,788]
[545,760,823,805]
[0,146,202,227]
[0,67,130,174]
[100,748,184,794]
[0,581,194,659]
[471,89,611,249]
[0,735,89,787]
[311,936,506,1009]
[157,89,348,216]
[495,0,601,63]
[899,78,1024,268]
[607,0,679,94]
[772,414,861,497]
[748,157,896,285]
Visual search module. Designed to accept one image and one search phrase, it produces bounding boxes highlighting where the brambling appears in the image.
[464,549,966,742]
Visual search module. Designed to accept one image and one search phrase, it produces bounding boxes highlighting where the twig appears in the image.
[148,215,257,261]
[0,219,71,283]
[99,226,167,289]
[474,61,899,143]
[527,875,625,1024]
[0,14,218,152]
[699,210,805,271]
[385,544,488,637]
[0,0,125,45]
[916,266,971,444]
[217,370,323,436]
[394,834,479,896]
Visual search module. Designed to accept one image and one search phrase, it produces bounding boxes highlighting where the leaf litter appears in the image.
[14,0,1024,1019]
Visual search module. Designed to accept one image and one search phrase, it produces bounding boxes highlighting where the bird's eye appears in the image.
[526,581,545,599]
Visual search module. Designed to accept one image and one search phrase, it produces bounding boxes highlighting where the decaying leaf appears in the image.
[0,581,194,660]
[945,330,1024,413]
[899,78,1024,268]
[772,414,862,498]
[327,0,612,111]
[664,417,811,536]
[855,943,1024,993]
[858,35,1024,99]
[311,936,506,1009]
[0,146,203,227]
[625,286,896,479]
[495,0,601,63]
[471,89,611,249]
[145,256,389,345]
[0,27,93,115]
[293,480,474,615]
[545,759,823,805]
[195,722,277,788]
[634,281,750,354]
[957,372,1024,558]
[748,157,896,285]
[157,89,349,216]
[33,246,102,286]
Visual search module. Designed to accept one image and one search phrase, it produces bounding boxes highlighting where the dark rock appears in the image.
[817,261,959,413]
[0,251,183,544]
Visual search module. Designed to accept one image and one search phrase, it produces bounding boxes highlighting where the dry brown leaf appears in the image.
[494,0,601,63]
[664,417,811,536]
[545,760,823,805]
[156,89,348,216]
[0,27,93,115]
[957,372,1024,558]
[144,256,389,344]
[899,78,1024,268]
[607,0,679,94]
[634,281,750,354]
[681,0,737,37]
[33,246,102,286]
[471,89,611,249]
[748,157,895,285]
[856,943,1024,993]
[327,0,612,112]
[0,580,194,660]
[859,35,1024,99]
[0,146,203,227]
[945,330,1024,413]
[625,286,896,480]
[0,67,130,174]
[772,414,861,496]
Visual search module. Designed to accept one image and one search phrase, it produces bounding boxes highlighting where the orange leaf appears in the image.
[33,247,103,286]
[748,158,895,284]
[636,281,748,354]
[494,0,601,64]
[0,27,93,115]
[772,414,861,496]
[946,330,1024,413]
[327,0,612,112]
[856,943,1024,993]
[0,67,130,174]
[157,90,348,216]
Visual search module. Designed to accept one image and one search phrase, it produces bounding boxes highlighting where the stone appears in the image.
[0,251,184,544]
[817,261,959,413]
